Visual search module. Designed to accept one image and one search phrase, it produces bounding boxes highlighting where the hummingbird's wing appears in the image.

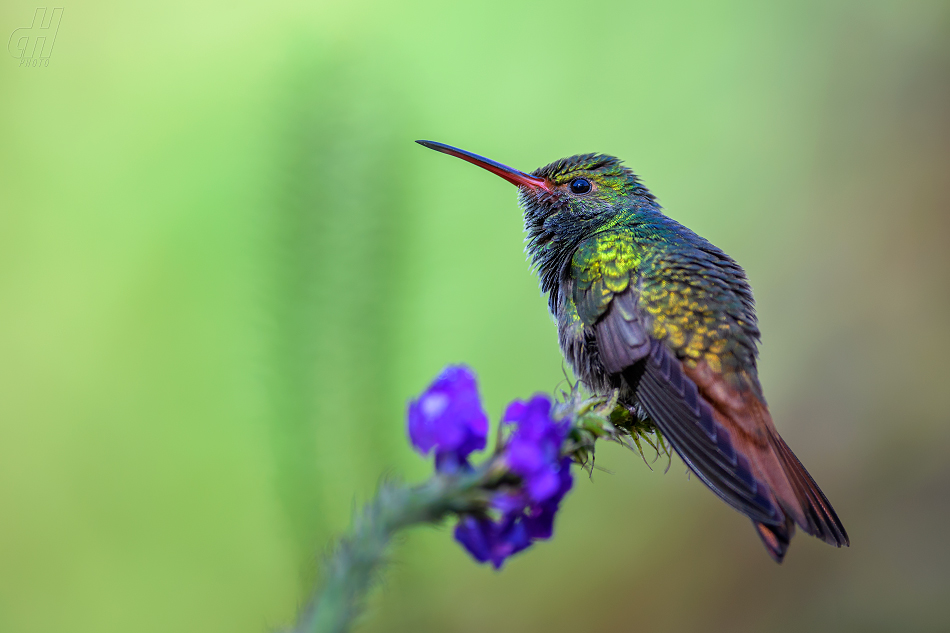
[571,235,782,525]
[643,344,849,559]
[686,357,850,545]
[634,336,784,525]
[572,232,848,560]
[634,243,848,557]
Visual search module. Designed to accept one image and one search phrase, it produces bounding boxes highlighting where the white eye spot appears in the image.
[421,393,449,419]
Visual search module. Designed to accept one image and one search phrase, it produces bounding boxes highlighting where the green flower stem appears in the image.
[289,465,498,633]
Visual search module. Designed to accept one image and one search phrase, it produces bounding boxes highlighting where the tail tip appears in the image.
[755,520,793,563]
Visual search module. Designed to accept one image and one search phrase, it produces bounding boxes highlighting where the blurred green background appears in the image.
[2,0,949,631]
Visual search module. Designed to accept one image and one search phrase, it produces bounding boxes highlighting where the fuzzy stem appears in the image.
[289,469,490,633]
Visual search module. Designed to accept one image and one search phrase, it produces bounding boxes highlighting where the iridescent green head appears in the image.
[521,152,657,247]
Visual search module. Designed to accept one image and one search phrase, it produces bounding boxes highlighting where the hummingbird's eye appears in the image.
[570,178,592,194]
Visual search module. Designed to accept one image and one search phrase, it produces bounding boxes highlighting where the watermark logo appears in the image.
[8,7,63,67]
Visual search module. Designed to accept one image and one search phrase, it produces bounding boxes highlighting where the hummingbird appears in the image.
[416,140,849,562]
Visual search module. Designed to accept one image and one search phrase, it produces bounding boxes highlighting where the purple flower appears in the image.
[454,515,531,569]
[503,396,573,505]
[407,365,488,472]
[452,394,574,569]
[520,459,573,539]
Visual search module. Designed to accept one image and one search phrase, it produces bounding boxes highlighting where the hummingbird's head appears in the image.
[519,152,656,253]
[416,140,657,262]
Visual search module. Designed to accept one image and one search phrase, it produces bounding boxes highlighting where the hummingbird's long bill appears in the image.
[416,140,549,190]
